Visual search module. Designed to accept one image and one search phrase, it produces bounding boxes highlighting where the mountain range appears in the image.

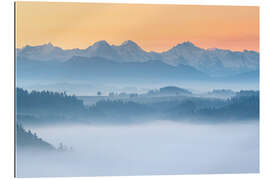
[17,40,259,77]
[16,56,209,84]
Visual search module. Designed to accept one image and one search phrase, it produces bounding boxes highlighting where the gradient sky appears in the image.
[16,2,259,52]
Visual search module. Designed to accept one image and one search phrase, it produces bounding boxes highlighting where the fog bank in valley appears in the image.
[17,121,259,177]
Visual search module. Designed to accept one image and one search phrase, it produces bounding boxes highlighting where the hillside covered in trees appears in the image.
[16,88,85,113]
[16,124,55,151]
[16,88,259,125]
[196,91,259,121]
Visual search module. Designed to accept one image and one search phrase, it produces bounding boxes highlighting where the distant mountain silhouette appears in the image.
[17,40,259,77]
[220,70,259,82]
[17,56,210,82]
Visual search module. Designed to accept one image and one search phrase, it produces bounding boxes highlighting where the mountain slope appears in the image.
[17,56,210,82]
[161,42,259,76]
[16,40,259,77]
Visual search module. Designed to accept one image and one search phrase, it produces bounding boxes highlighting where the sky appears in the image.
[16,2,259,52]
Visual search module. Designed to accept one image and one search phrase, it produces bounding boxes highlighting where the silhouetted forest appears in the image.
[16,88,259,125]
[197,90,259,120]
[16,124,55,151]
[146,86,192,96]
[16,88,86,114]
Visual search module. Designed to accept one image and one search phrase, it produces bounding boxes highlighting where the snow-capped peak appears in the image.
[176,41,199,49]
[17,40,259,76]
[45,42,53,47]
[121,40,139,48]
[92,40,110,48]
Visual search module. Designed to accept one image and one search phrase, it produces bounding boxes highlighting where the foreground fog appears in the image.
[16,121,259,177]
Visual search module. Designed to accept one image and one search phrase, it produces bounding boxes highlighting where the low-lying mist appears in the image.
[16,120,259,177]
[17,79,259,96]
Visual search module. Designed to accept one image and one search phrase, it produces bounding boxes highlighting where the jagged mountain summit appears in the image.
[17,40,259,76]
[112,40,155,62]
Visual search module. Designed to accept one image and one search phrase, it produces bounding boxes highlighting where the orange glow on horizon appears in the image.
[16,2,259,52]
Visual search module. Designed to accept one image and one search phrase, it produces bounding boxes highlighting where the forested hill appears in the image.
[16,124,55,151]
[16,88,86,114]
[196,90,259,120]
[16,88,259,124]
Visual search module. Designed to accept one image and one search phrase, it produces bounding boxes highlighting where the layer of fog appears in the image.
[17,79,259,96]
[16,121,259,177]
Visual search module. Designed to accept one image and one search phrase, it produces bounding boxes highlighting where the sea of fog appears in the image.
[16,120,259,177]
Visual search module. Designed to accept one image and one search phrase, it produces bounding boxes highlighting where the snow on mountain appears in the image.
[161,41,259,76]
[17,40,259,76]
[161,41,205,66]
[16,42,80,61]
[82,40,121,61]
[111,40,153,62]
